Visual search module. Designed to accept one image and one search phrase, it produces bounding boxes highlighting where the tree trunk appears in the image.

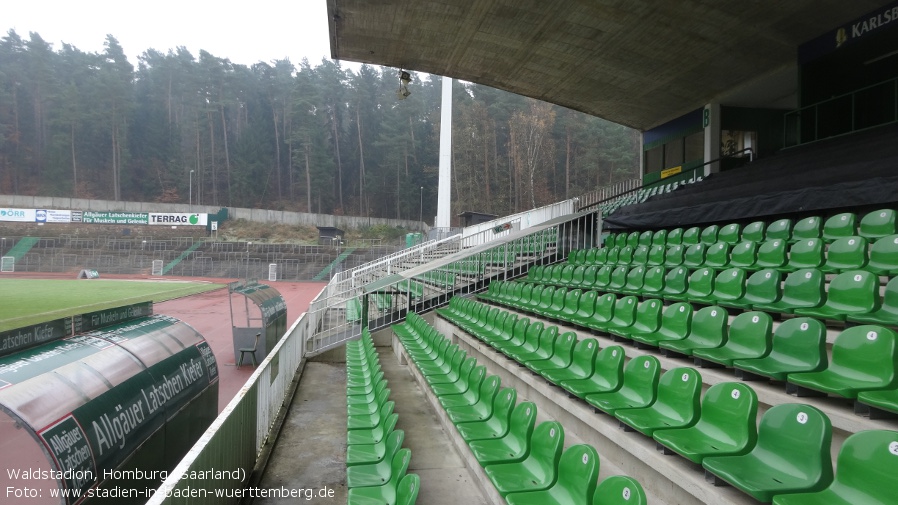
[304,141,312,212]
[71,122,77,194]
[356,106,366,216]
[208,111,217,205]
[272,110,281,199]
[331,108,344,211]
[220,104,231,203]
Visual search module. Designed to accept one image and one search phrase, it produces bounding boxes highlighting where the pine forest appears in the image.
[0,31,640,224]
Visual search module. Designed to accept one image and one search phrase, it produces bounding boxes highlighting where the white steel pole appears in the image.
[435,76,452,229]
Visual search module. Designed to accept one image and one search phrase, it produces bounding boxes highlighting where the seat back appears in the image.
[823,212,857,242]
[718,223,741,245]
[568,338,600,376]
[618,246,635,266]
[552,331,578,364]
[508,401,539,451]
[685,306,728,348]
[632,298,663,332]
[570,266,587,287]
[642,266,666,295]
[694,382,758,452]
[683,243,707,268]
[609,296,638,328]
[766,218,792,241]
[561,289,582,315]
[793,216,822,242]
[652,229,668,246]
[726,311,773,354]
[756,239,787,268]
[647,244,666,266]
[827,325,898,389]
[686,267,715,298]
[638,230,654,247]
[593,248,609,265]
[662,267,689,296]
[593,346,626,387]
[859,208,897,241]
[652,367,702,421]
[593,265,614,289]
[632,245,650,265]
[729,241,757,269]
[396,474,421,505]
[827,429,898,503]
[700,225,720,245]
[751,404,833,485]
[825,270,881,314]
[529,421,565,473]
[682,226,701,245]
[387,448,413,489]
[475,375,502,408]
[713,267,747,302]
[660,302,693,339]
[786,238,824,270]
[592,476,647,505]
[744,317,827,375]
[593,293,618,323]
[780,268,826,309]
[705,242,731,269]
[609,266,629,290]
[742,221,766,243]
[868,234,898,274]
[823,236,868,272]
[580,266,599,288]
[623,266,647,293]
[606,247,622,265]
[551,444,600,504]
[626,232,640,248]
[664,244,685,267]
[620,355,661,399]
[574,291,599,319]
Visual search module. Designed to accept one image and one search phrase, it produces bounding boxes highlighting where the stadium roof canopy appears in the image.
[327,0,890,130]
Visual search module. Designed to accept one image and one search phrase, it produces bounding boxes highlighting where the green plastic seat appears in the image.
[638,230,654,247]
[626,231,640,248]
[702,403,833,503]
[794,270,881,321]
[576,266,600,289]
[632,245,650,266]
[782,238,824,272]
[605,247,621,267]
[560,345,625,398]
[541,338,599,384]
[347,430,405,485]
[734,317,827,381]
[539,287,568,318]
[752,268,825,314]
[859,208,897,242]
[348,425,401,466]
[640,266,666,297]
[590,265,614,290]
[647,244,666,266]
[683,267,716,304]
[614,366,702,436]
[756,239,788,270]
[348,412,399,446]
[528,331,577,374]
[504,444,599,505]
[510,325,558,364]
[567,291,599,327]
[569,267,587,290]
[494,318,536,355]
[653,229,668,246]
[718,223,742,245]
[347,371,386,395]
[683,243,707,269]
[630,301,692,348]
[661,266,689,299]
[611,298,663,341]
[456,388,517,441]
[848,275,898,326]
[439,366,488,407]
[607,266,628,291]
[705,242,731,270]
[792,216,822,242]
[654,382,758,464]
[728,241,758,270]
[592,476,647,505]
[617,246,635,267]
[709,267,747,306]
[484,421,564,496]
[347,449,411,501]
[585,355,661,414]
[867,234,898,275]
[664,244,685,267]
[432,360,483,396]
[820,236,868,273]
[620,266,647,295]
[583,293,617,332]
[446,375,503,424]
[682,226,701,245]
[604,295,639,337]
[659,305,728,357]
[700,225,720,245]
[469,401,538,466]
[349,399,396,431]
[772,429,898,505]
[426,353,473,387]
[766,218,792,241]
[667,228,684,245]
[822,212,857,242]
[348,387,392,416]
[787,325,898,399]
[556,289,583,323]
[742,221,766,243]
[396,474,421,505]
[348,379,389,406]
[693,311,772,367]
[857,386,898,416]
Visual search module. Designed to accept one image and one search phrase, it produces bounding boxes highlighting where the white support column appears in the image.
[703,103,721,175]
[436,76,453,229]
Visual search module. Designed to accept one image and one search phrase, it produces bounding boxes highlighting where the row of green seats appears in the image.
[518,265,898,325]
[568,234,898,275]
[396,279,425,299]
[603,209,897,250]
[346,329,419,504]
[440,296,898,504]
[392,313,646,505]
[421,270,456,289]
[347,298,363,323]
[476,287,898,415]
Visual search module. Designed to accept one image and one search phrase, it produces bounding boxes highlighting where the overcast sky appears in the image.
[2,0,350,68]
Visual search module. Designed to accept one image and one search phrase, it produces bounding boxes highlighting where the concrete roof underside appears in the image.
[327,0,889,130]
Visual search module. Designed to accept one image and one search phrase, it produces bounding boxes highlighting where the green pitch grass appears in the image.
[0,279,224,331]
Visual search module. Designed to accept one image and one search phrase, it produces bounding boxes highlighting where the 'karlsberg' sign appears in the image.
[148,213,208,226]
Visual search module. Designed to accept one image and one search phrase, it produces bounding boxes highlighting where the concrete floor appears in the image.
[254,345,490,505]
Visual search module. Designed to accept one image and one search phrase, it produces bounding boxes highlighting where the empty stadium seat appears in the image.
[347,450,414,504]
[682,226,701,245]
[731,268,781,309]
[667,228,684,245]
[469,401,538,466]
[718,223,742,245]
[728,241,758,270]
[702,403,833,502]
[592,476,647,505]
[661,267,689,299]
[734,317,828,381]
[604,296,638,336]
[640,266,666,297]
[504,444,599,505]
[659,305,728,357]
[781,238,824,272]
[664,244,686,267]
[693,311,772,367]
[859,208,897,242]
[620,266,647,295]
[585,355,661,414]
[742,221,766,243]
[638,230,654,247]
[787,325,898,399]
[348,410,399,446]
[700,225,720,245]
[822,212,857,242]
[705,242,731,269]
[708,267,747,306]
[771,429,898,505]
[614,367,702,436]
[683,267,716,304]
[867,234,898,275]
[630,302,692,348]
[541,338,599,384]
[820,236,868,273]
[456,388,518,441]
[653,382,758,464]
[610,298,662,341]
[484,421,564,496]
[347,430,406,487]
[792,216,822,242]
[683,243,707,269]
[527,331,577,375]
[752,268,825,314]
[794,270,880,321]
[766,218,793,242]
[583,293,617,333]
[652,229,668,246]
[647,244,666,266]
[445,375,503,424]
[560,345,625,398]
[755,239,788,270]
[567,291,599,328]
[847,275,898,326]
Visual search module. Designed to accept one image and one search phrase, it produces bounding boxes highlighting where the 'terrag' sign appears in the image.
[148,213,208,226]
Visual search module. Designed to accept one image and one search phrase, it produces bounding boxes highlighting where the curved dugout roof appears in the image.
[328,0,890,130]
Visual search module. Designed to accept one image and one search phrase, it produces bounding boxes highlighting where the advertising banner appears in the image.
[148,213,208,226]
[36,209,73,223]
[80,212,149,225]
[0,208,36,222]
[0,318,72,359]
